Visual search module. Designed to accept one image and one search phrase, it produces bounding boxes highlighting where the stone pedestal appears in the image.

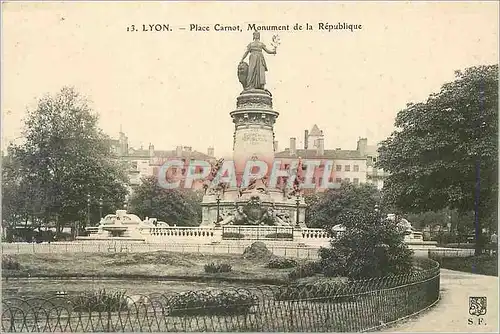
[230,89,278,184]
[200,88,308,231]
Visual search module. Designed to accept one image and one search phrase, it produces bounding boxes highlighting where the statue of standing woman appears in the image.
[238,31,278,90]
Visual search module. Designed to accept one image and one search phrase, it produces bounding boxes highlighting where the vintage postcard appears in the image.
[1,1,498,333]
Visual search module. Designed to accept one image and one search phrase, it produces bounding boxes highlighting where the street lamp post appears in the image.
[215,192,221,226]
[99,196,103,220]
[86,193,91,226]
[295,195,301,228]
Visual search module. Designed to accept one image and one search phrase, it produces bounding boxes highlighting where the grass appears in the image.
[2,251,299,282]
[432,254,498,276]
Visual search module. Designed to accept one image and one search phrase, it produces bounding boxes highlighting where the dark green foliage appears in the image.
[128,176,202,226]
[308,183,414,279]
[2,87,128,237]
[288,261,321,280]
[429,254,497,276]
[266,257,297,269]
[167,290,257,316]
[2,255,20,270]
[72,289,128,312]
[265,232,293,239]
[222,232,245,239]
[204,262,232,273]
[378,65,498,254]
[318,213,414,279]
[306,183,382,233]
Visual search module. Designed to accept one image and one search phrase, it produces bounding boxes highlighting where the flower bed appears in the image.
[167,289,258,316]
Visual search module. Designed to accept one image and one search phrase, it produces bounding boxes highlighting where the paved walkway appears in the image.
[384,269,498,332]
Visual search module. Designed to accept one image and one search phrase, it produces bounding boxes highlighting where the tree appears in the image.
[3,87,128,237]
[129,175,202,226]
[305,182,381,231]
[317,200,414,279]
[378,65,498,255]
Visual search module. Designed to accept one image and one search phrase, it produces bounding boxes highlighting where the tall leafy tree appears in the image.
[129,175,202,226]
[3,87,128,235]
[378,65,498,254]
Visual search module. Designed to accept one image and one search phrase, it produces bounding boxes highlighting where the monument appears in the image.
[200,32,307,229]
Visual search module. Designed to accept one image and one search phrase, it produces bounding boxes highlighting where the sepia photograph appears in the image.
[1,1,498,332]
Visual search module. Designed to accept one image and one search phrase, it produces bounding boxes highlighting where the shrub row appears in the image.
[288,261,321,280]
[266,257,298,269]
[204,262,232,273]
[72,289,129,312]
[168,290,258,316]
[274,280,354,303]
[2,255,20,270]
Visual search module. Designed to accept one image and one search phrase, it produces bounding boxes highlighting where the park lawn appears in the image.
[3,251,297,283]
[435,255,498,276]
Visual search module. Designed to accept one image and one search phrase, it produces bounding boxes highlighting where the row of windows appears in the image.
[336,165,359,172]
[285,164,361,172]
[300,177,360,185]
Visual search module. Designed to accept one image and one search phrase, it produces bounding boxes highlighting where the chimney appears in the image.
[273,141,278,152]
[317,138,325,156]
[149,143,155,157]
[357,138,368,156]
[304,130,309,149]
[176,146,183,157]
[207,146,214,157]
[119,132,128,156]
[290,137,296,156]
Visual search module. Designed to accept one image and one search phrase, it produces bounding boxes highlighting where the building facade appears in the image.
[274,125,389,192]
[110,131,216,190]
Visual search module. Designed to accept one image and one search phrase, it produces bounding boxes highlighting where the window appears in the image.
[318,177,323,185]
[344,178,350,182]
[373,157,377,163]
[353,178,359,185]
[336,165,342,172]
[345,165,350,172]
[353,165,359,172]
[335,178,342,183]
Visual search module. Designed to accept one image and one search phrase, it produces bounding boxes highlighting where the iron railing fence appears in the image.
[2,259,440,332]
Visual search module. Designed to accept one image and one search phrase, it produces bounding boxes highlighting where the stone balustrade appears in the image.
[142,226,216,244]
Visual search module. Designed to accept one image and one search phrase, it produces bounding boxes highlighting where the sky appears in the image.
[2,1,498,157]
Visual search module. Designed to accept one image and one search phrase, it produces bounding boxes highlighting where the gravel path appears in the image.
[384,269,498,332]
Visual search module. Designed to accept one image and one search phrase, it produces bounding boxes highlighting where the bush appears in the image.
[167,289,258,316]
[319,214,414,279]
[265,232,293,239]
[430,254,498,276]
[288,261,321,280]
[204,262,232,273]
[222,232,245,239]
[266,257,298,269]
[72,289,128,312]
[2,255,20,270]
[242,242,273,260]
